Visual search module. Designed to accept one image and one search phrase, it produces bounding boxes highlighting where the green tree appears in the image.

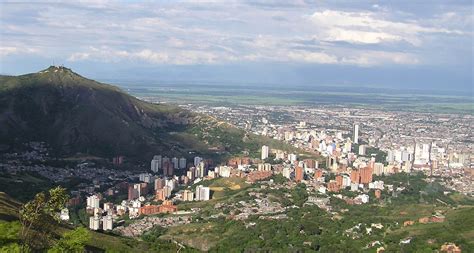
[19,186,69,250]
[48,227,91,253]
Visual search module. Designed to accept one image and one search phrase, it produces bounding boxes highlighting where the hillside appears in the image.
[0,66,294,161]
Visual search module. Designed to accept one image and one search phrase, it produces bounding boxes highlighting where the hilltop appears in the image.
[0,66,296,161]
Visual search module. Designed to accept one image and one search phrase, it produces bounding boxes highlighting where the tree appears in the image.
[19,186,69,250]
[48,227,91,253]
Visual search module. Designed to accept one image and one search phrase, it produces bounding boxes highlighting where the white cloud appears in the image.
[310,10,463,46]
[0,46,38,56]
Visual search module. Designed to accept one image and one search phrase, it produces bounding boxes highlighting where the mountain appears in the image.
[0,66,295,161]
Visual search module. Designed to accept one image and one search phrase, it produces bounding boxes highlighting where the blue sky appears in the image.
[0,0,472,91]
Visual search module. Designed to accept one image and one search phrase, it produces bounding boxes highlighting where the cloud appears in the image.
[0,46,38,56]
[1,1,471,69]
[310,10,464,46]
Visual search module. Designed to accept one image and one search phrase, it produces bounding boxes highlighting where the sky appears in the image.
[0,0,473,92]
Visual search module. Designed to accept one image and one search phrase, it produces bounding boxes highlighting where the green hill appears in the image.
[0,66,296,161]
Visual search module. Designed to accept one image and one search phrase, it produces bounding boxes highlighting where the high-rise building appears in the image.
[295,166,304,182]
[163,161,173,177]
[358,145,366,156]
[86,195,100,209]
[353,124,359,144]
[154,178,166,190]
[179,157,187,169]
[360,167,373,184]
[102,215,113,231]
[150,155,162,173]
[194,156,203,167]
[335,174,343,189]
[183,190,194,201]
[261,145,269,160]
[171,157,179,169]
[373,163,384,176]
[195,185,210,201]
[89,215,100,230]
[128,184,141,200]
[350,169,360,184]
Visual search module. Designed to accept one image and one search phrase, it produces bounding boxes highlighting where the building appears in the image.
[194,156,203,167]
[360,167,373,184]
[86,195,100,209]
[335,174,343,189]
[257,163,272,171]
[179,157,187,169]
[327,180,340,192]
[247,171,272,183]
[183,190,194,201]
[139,173,154,183]
[314,169,323,179]
[195,185,210,201]
[154,178,166,190]
[373,163,384,176]
[218,166,232,178]
[102,215,113,231]
[358,145,366,156]
[89,215,100,230]
[163,161,174,177]
[350,169,360,184]
[353,124,359,144]
[295,166,304,182]
[139,202,177,215]
[261,145,269,160]
[128,184,141,201]
[151,155,162,173]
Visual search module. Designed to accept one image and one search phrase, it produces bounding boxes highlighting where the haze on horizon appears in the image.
[0,0,472,92]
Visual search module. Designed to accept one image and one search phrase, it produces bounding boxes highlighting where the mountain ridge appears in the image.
[0,66,297,162]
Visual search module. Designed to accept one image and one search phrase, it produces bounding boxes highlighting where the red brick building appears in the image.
[295,166,304,182]
[360,167,373,184]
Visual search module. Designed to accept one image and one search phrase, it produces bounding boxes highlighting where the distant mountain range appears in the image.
[0,66,288,161]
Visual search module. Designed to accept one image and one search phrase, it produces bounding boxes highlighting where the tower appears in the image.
[353,124,359,144]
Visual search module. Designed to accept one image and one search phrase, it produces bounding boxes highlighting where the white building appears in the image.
[89,215,100,230]
[151,155,162,173]
[86,195,100,209]
[102,215,113,231]
[195,185,210,201]
[353,124,359,144]
[288,153,297,162]
[218,166,232,178]
[139,173,154,183]
[261,145,269,160]
[358,145,366,156]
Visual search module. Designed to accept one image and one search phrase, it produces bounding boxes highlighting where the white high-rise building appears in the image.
[358,145,366,156]
[86,195,100,209]
[261,145,269,160]
[151,155,162,173]
[102,215,113,231]
[89,215,100,230]
[353,124,359,144]
[195,185,210,201]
